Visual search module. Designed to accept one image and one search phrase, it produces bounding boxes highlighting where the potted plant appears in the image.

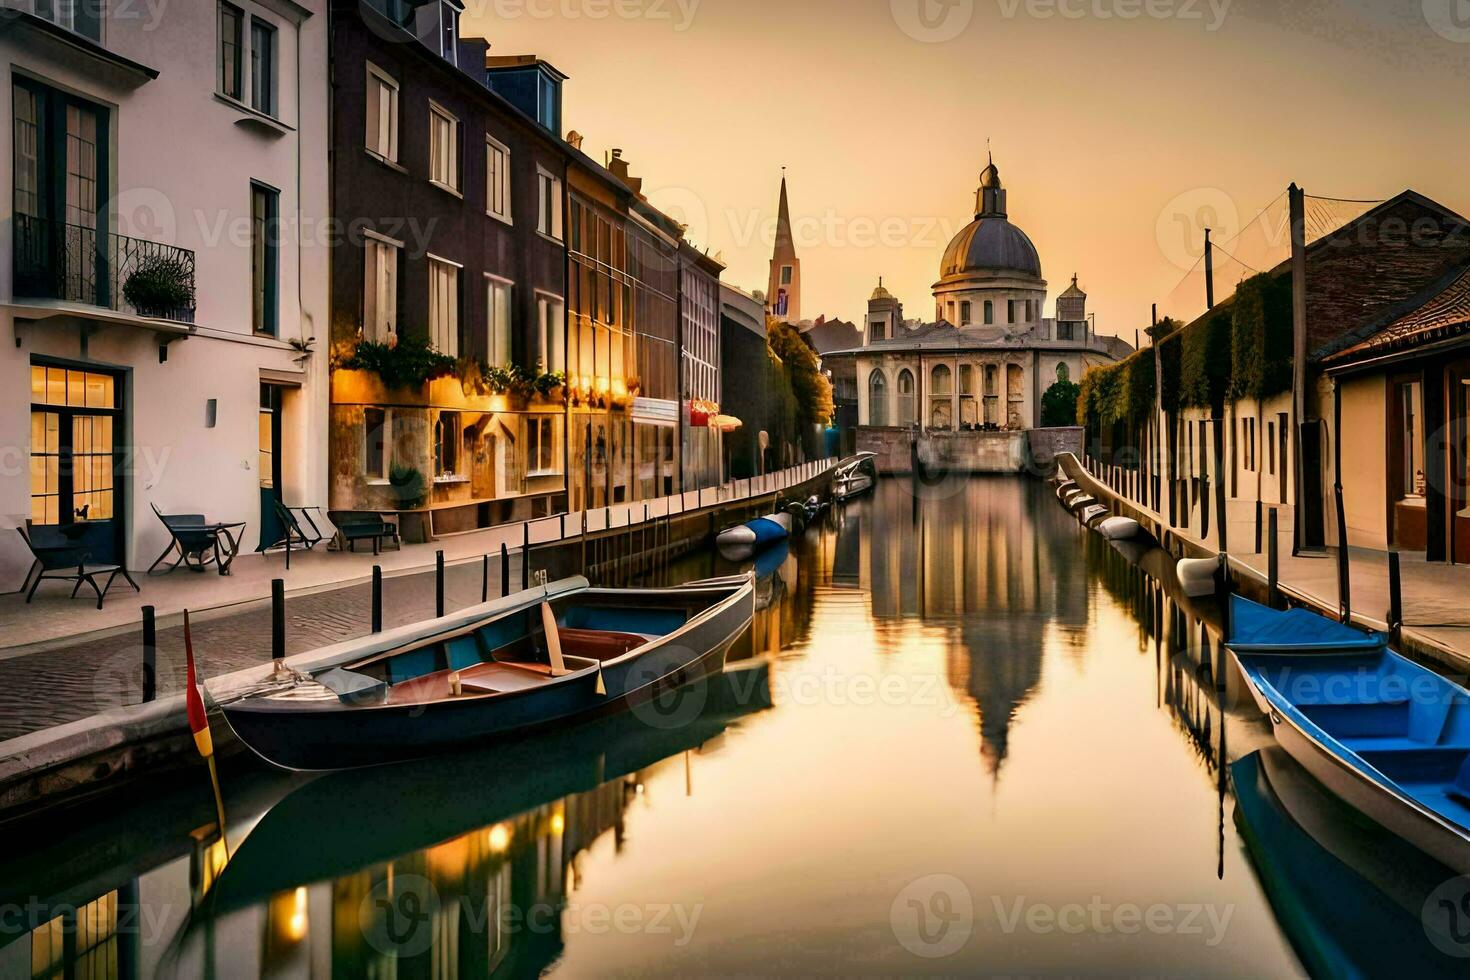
[388,464,428,510]
[123,254,195,321]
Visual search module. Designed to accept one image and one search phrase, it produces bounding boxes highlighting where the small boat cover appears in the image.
[1229,595,1386,652]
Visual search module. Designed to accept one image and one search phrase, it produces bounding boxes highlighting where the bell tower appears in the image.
[767,170,802,323]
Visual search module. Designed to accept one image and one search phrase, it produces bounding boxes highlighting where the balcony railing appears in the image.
[14,213,197,322]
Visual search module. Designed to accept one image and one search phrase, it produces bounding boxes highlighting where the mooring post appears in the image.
[501,543,511,598]
[272,579,286,662]
[522,522,531,592]
[371,566,383,633]
[1267,507,1280,608]
[141,605,157,703]
[482,554,490,604]
[1216,552,1232,692]
[1388,551,1403,638]
[435,550,446,618]
[1335,484,1352,624]
[1254,500,1263,555]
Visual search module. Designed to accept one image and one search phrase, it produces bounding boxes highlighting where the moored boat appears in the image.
[1176,555,1221,597]
[716,511,792,551]
[1097,516,1143,541]
[833,452,878,501]
[1228,595,1470,875]
[220,576,755,772]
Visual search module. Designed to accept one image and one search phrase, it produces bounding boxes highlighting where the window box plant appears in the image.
[122,254,196,321]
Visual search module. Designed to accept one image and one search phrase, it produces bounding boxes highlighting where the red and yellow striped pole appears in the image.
[184,611,229,847]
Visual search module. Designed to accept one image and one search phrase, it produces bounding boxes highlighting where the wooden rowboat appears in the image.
[220,576,755,772]
[1228,595,1470,875]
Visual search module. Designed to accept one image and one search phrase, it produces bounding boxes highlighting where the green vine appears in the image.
[1179,308,1232,409]
[1229,273,1293,401]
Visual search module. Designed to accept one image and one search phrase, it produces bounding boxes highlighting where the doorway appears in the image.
[29,362,123,564]
[258,383,285,550]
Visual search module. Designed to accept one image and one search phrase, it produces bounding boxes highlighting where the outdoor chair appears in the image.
[17,525,139,610]
[328,511,402,556]
[147,503,251,575]
[260,502,329,569]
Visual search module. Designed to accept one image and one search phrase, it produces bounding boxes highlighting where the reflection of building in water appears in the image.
[11,764,659,978]
[847,477,1089,777]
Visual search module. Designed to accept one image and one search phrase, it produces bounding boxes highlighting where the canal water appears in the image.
[4,476,1465,977]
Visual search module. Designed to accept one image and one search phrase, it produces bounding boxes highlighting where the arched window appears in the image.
[897,369,916,426]
[984,300,994,325]
[930,364,952,395]
[868,371,888,427]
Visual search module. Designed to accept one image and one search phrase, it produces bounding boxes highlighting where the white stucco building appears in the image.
[826,156,1131,471]
[0,1,329,587]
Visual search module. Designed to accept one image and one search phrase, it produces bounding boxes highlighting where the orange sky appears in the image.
[464,0,1470,338]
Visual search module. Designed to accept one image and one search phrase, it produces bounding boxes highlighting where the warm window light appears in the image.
[550,812,565,836]
[288,887,308,942]
[487,823,511,853]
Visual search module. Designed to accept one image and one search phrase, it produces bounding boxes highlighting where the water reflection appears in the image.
[8,476,1466,976]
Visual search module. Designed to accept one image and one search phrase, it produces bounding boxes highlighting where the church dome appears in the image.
[939,153,1042,280]
[940,217,1042,279]
[870,278,894,301]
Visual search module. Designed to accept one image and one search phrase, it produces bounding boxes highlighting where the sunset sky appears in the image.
[465,0,1470,338]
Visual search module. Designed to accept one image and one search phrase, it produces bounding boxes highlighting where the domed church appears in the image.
[825,155,1132,472]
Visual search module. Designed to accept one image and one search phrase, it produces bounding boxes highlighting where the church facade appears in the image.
[824,157,1132,472]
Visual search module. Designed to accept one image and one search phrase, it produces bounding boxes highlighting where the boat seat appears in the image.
[558,628,649,661]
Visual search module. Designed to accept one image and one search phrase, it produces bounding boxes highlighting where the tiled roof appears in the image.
[1323,260,1470,365]
[1300,193,1470,360]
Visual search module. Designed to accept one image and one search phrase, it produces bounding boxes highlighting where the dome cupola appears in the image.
[939,154,1041,280]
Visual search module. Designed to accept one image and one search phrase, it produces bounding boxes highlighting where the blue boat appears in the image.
[1232,750,1467,979]
[1228,595,1470,875]
[716,511,792,552]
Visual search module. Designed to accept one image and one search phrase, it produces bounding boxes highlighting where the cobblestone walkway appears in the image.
[0,559,517,742]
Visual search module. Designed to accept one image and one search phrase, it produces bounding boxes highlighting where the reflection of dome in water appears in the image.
[958,617,1047,780]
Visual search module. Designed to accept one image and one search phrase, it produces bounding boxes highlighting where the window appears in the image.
[32,0,102,40]
[250,18,276,115]
[897,369,916,427]
[868,372,888,427]
[1058,321,1076,341]
[781,266,793,286]
[251,183,279,335]
[219,3,244,101]
[429,102,459,191]
[486,275,513,365]
[486,136,511,222]
[984,300,993,325]
[536,294,565,373]
[537,168,563,239]
[527,417,561,476]
[434,411,460,478]
[960,301,972,325]
[1268,420,1277,474]
[366,64,399,162]
[365,407,391,481]
[363,233,400,343]
[1007,300,1016,324]
[30,366,116,527]
[428,256,460,355]
[870,320,885,343]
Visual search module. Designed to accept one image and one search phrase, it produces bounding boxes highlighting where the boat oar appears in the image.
[540,601,607,694]
[541,602,570,677]
[184,611,230,854]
